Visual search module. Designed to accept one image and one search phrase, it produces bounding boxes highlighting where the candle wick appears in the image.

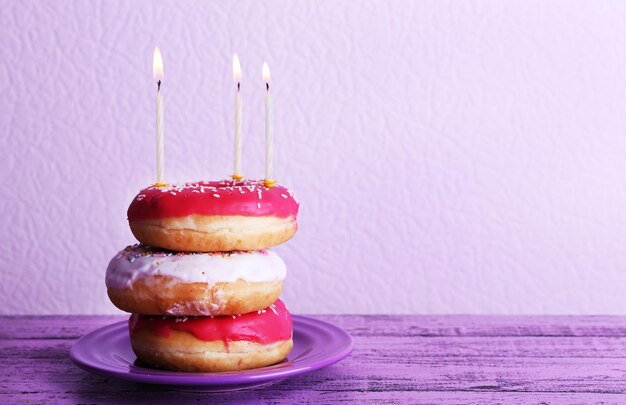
[157,80,161,92]
[266,82,269,91]
[237,82,240,92]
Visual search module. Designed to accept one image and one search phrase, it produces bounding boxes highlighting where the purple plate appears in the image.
[70,315,353,392]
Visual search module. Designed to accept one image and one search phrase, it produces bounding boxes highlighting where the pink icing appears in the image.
[129,299,292,345]
[127,179,299,221]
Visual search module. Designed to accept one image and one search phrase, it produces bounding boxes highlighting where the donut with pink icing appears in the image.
[129,299,293,371]
[106,244,287,316]
[127,179,299,252]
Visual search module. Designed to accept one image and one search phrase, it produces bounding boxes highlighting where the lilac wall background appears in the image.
[2,1,626,315]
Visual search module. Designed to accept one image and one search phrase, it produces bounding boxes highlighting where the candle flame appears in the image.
[153,47,164,81]
[262,62,271,83]
[233,53,242,82]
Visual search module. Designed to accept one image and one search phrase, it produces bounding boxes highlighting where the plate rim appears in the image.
[70,315,354,386]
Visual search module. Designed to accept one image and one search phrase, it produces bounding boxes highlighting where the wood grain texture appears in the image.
[3,315,626,404]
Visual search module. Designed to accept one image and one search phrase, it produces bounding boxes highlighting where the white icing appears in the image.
[105,244,286,289]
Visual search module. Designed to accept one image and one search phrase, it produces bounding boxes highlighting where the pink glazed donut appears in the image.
[129,299,293,372]
[127,179,299,252]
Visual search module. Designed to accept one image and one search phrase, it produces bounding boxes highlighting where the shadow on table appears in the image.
[48,345,340,404]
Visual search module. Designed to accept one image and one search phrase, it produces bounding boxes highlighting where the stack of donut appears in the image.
[105,179,299,371]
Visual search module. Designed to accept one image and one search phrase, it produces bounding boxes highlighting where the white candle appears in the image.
[263,62,274,186]
[233,53,243,180]
[153,47,165,186]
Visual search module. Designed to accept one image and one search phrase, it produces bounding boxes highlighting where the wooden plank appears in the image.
[341,336,626,359]
[3,390,626,404]
[0,316,123,340]
[4,315,626,339]
[5,334,626,362]
[334,315,626,338]
[3,338,626,395]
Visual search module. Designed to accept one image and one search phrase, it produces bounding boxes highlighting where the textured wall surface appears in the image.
[2,1,626,315]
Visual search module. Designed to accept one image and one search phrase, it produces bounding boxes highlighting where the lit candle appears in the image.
[262,62,275,187]
[153,47,165,186]
[232,53,243,181]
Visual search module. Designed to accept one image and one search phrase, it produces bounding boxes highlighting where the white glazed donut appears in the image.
[106,244,286,316]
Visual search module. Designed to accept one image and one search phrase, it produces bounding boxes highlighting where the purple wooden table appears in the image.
[3,315,626,403]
